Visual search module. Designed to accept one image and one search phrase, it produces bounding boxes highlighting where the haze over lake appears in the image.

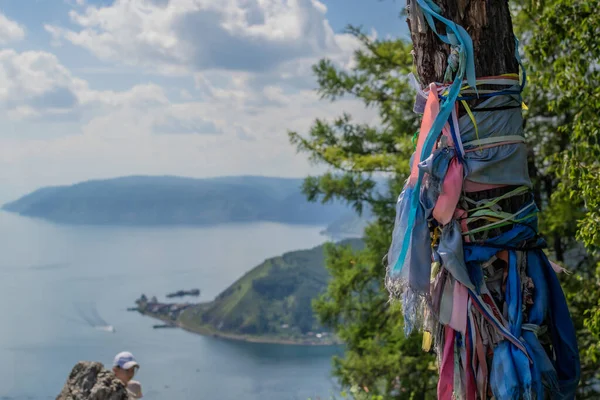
[0,211,341,399]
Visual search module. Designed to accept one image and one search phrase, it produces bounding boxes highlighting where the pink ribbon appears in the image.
[410,84,439,186]
[449,282,469,334]
[438,325,455,400]
[433,157,464,225]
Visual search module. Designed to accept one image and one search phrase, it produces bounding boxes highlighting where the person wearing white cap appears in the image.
[112,351,143,398]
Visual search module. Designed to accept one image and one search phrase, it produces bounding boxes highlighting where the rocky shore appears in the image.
[131,294,341,346]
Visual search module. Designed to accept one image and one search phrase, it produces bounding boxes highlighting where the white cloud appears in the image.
[0,49,170,121]
[153,113,223,135]
[82,83,169,110]
[0,80,379,195]
[0,0,380,197]
[0,50,80,119]
[45,0,357,75]
[0,12,25,44]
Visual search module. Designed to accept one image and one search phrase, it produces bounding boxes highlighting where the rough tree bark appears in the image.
[407,0,518,86]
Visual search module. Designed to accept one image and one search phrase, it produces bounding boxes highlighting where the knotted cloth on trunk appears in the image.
[386,1,580,399]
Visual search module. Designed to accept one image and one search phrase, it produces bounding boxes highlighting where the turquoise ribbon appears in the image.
[391,0,476,276]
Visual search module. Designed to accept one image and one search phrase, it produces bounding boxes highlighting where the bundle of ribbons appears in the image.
[386,1,580,399]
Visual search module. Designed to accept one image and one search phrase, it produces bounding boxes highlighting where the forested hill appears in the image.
[2,175,353,226]
[178,238,364,342]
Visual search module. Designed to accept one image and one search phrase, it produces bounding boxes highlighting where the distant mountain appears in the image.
[2,176,352,226]
[177,239,364,342]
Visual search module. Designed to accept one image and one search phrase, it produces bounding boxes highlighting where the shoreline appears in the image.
[138,311,341,347]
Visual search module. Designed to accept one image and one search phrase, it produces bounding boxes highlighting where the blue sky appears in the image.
[0,0,409,200]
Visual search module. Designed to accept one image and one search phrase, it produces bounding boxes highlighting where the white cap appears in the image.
[113,351,139,370]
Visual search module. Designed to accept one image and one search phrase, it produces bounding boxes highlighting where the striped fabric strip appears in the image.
[468,289,532,362]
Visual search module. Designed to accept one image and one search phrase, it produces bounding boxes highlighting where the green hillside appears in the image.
[178,238,364,343]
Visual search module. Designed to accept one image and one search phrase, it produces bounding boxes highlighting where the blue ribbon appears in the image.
[391,0,477,276]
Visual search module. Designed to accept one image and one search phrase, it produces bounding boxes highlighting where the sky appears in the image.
[0,0,409,200]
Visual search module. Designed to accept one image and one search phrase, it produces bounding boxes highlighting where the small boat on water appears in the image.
[96,325,116,333]
[166,288,200,298]
[153,323,176,329]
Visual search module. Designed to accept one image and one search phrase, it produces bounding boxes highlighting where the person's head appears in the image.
[112,351,139,384]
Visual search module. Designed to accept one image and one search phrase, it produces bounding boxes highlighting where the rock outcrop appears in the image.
[56,361,129,400]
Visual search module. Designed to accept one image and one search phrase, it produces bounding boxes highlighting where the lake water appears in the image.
[0,211,342,399]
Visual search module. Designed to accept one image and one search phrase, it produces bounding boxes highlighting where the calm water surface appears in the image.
[0,211,341,399]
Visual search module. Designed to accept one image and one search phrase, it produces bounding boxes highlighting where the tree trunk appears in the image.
[400,5,580,399]
[407,0,518,86]
[407,0,524,238]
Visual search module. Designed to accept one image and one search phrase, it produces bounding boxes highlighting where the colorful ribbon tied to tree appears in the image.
[386,0,580,399]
